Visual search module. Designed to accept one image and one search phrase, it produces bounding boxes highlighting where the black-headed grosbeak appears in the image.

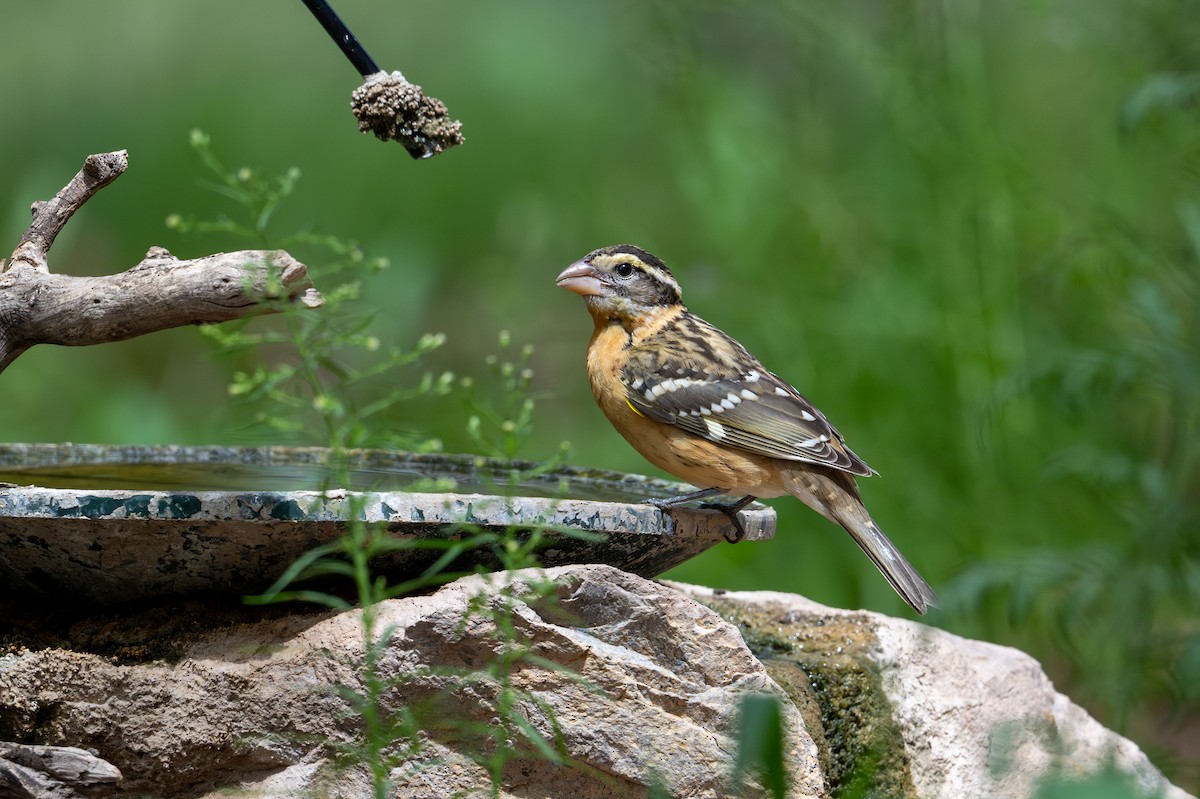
[557,244,937,615]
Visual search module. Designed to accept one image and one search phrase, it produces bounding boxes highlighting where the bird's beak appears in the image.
[556,260,606,296]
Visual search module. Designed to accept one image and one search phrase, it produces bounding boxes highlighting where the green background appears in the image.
[2,1,1197,788]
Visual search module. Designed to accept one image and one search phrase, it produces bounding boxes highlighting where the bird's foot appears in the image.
[699,495,757,543]
[643,490,756,543]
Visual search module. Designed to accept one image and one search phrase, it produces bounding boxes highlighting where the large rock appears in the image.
[0,565,821,798]
[672,583,1194,799]
[0,565,1190,798]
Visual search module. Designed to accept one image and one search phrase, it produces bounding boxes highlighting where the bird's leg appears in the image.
[644,486,725,509]
[646,489,756,543]
[645,488,724,537]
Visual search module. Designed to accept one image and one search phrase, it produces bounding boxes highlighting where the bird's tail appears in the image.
[782,468,939,615]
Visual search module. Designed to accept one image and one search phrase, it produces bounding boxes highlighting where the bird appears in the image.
[556,244,938,614]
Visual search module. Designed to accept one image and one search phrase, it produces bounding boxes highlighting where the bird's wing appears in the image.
[622,318,874,476]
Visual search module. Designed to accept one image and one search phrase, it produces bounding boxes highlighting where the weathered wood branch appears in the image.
[0,247,321,373]
[0,150,323,375]
[0,742,121,798]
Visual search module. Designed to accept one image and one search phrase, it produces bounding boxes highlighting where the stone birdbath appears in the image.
[0,443,775,606]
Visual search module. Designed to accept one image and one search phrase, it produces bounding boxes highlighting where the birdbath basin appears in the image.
[0,444,774,605]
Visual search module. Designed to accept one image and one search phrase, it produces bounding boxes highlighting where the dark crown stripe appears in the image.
[596,244,675,280]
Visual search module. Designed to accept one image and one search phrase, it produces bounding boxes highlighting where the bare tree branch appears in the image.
[0,151,323,375]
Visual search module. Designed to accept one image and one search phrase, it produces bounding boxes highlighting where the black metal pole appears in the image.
[299,0,381,77]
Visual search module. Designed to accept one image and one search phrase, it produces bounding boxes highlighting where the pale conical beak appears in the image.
[556,260,607,296]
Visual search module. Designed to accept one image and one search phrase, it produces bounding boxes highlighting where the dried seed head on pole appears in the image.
[299,0,464,159]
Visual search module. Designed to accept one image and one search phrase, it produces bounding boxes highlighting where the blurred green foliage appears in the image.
[733,694,789,799]
[2,0,1197,787]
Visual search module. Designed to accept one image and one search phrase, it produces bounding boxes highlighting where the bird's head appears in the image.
[556,245,682,325]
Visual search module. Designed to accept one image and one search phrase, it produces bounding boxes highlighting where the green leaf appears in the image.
[732,693,788,799]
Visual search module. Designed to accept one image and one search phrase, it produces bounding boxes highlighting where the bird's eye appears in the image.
[614,263,636,279]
